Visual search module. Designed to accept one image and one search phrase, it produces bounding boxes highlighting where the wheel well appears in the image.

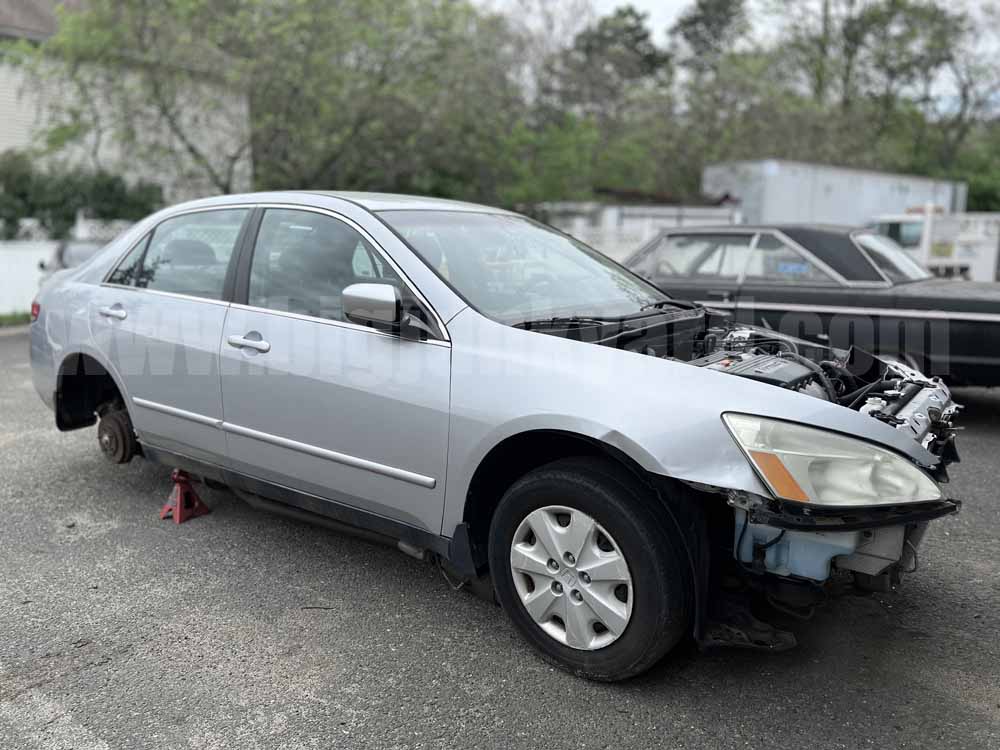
[459,430,725,643]
[462,430,648,567]
[56,353,124,431]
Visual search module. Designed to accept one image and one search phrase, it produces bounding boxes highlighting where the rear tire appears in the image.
[488,457,692,681]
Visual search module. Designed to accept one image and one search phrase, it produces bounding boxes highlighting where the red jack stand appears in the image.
[160,469,211,524]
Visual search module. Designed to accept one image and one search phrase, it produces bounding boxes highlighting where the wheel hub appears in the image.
[509,505,633,651]
[96,409,137,464]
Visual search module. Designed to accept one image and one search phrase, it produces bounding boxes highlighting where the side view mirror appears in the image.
[343,283,401,327]
[342,282,438,340]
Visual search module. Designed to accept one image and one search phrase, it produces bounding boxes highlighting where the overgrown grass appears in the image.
[0,312,31,327]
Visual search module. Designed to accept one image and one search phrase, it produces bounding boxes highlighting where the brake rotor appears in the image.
[97,409,137,464]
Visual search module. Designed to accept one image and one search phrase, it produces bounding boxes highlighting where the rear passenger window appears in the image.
[744,235,835,284]
[248,209,400,321]
[135,209,248,300]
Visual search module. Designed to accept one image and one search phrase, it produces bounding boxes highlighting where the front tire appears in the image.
[488,457,692,681]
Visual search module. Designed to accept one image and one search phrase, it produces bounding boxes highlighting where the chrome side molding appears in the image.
[131,397,436,489]
[133,397,223,428]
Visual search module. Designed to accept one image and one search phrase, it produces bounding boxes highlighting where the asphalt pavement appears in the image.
[1,327,998,749]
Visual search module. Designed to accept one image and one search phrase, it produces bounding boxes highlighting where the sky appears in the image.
[591,0,690,39]
[484,0,695,44]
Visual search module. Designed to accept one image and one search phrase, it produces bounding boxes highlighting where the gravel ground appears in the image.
[1,328,998,749]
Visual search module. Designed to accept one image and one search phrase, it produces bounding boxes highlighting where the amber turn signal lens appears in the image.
[748,450,810,503]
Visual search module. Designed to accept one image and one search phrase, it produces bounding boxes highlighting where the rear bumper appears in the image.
[29,320,56,411]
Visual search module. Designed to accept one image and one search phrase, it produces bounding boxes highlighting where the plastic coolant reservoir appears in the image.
[733,509,860,581]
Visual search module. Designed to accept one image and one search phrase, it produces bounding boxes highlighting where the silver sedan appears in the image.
[30,192,962,680]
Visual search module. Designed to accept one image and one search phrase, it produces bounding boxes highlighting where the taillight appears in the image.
[30,300,40,322]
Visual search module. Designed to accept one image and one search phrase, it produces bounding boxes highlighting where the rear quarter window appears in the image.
[106,236,150,286]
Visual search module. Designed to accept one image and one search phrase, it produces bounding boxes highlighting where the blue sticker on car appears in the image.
[777,262,810,276]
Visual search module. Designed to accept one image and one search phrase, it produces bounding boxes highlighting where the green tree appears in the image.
[671,0,747,72]
[497,115,600,205]
[545,6,670,121]
[20,0,1000,214]
[26,0,254,195]
[0,150,162,240]
[28,0,531,201]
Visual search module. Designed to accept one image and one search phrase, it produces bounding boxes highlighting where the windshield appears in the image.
[873,220,923,248]
[379,210,673,324]
[854,233,931,283]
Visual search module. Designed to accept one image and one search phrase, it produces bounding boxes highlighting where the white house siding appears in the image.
[0,61,253,203]
[0,65,37,153]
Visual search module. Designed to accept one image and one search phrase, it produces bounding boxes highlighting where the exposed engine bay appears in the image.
[529,306,961,468]
[688,326,961,467]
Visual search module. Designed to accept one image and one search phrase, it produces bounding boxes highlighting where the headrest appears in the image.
[163,239,217,266]
[276,229,359,279]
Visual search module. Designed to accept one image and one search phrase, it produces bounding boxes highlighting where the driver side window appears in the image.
[248,209,400,322]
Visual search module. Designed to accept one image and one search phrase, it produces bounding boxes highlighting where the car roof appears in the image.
[161,190,515,217]
[653,223,886,283]
[298,191,510,214]
[656,223,857,236]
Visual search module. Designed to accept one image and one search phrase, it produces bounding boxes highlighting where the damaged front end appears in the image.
[525,307,962,647]
[695,331,962,647]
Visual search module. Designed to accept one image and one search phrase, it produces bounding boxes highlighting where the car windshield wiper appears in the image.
[639,300,675,311]
[639,299,701,312]
[511,316,609,330]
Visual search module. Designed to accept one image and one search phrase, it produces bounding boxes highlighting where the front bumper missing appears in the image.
[748,498,961,532]
[733,499,960,584]
[704,477,961,650]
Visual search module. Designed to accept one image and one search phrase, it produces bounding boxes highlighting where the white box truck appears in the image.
[703,159,967,227]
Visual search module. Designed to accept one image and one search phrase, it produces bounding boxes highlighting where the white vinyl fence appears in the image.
[1,242,57,315]
[541,202,743,260]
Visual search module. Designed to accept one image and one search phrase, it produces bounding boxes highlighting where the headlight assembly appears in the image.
[723,413,942,507]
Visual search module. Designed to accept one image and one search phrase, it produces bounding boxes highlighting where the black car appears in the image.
[624,225,1000,386]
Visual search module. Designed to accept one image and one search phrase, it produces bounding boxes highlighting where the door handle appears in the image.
[99,305,127,320]
[227,334,271,353]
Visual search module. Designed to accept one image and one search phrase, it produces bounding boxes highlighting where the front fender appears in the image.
[462,413,665,479]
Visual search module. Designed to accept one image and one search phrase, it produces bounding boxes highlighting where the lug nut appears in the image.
[563,552,576,565]
[571,589,583,602]
[547,559,559,572]
[551,581,563,594]
[579,572,591,584]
